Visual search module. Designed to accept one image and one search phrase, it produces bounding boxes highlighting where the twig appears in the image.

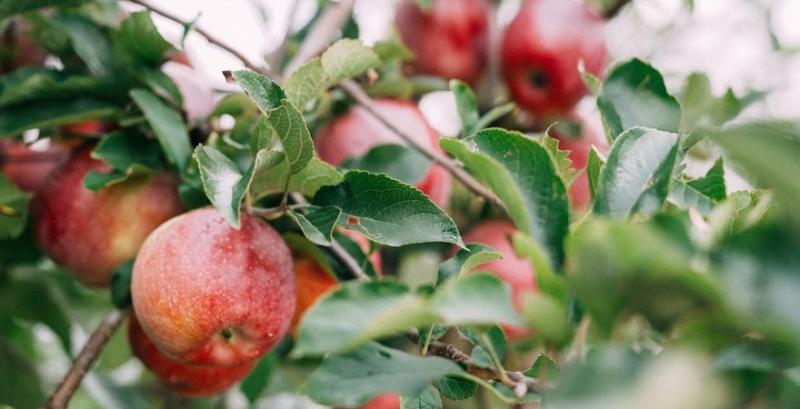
[602,0,634,19]
[283,0,356,75]
[339,80,507,212]
[41,309,129,409]
[124,0,267,74]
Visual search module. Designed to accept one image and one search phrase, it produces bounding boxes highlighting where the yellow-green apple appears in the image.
[501,0,606,117]
[315,99,452,208]
[128,315,256,397]
[394,0,490,84]
[131,208,295,367]
[34,148,182,287]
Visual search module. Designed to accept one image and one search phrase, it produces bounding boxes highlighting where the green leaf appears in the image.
[110,260,134,308]
[474,103,516,131]
[437,243,501,284]
[459,326,507,369]
[593,127,679,217]
[679,73,743,132]
[320,39,381,84]
[287,157,344,197]
[0,0,88,19]
[139,69,183,113]
[51,14,113,77]
[688,158,726,201]
[525,354,558,381]
[283,58,326,108]
[401,385,442,409]
[579,60,602,95]
[313,171,463,247]
[0,98,118,138]
[267,99,314,173]
[586,147,605,200]
[597,59,681,140]
[306,342,464,407]
[240,353,277,403]
[437,376,477,400]
[431,274,524,327]
[0,340,43,408]
[0,275,72,353]
[288,206,341,246]
[441,129,569,266]
[372,35,414,61]
[130,88,192,170]
[450,80,479,136]
[520,293,571,345]
[333,230,382,280]
[542,131,579,186]
[668,179,716,217]
[341,144,431,185]
[118,11,173,66]
[193,145,251,228]
[0,67,104,110]
[230,70,286,113]
[0,175,31,239]
[511,232,568,302]
[85,130,163,190]
[248,148,289,199]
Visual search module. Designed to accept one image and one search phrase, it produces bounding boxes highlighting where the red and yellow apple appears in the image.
[501,0,606,117]
[128,315,256,397]
[394,0,490,84]
[462,220,536,340]
[34,148,182,287]
[315,99,452,208]
[131,208,295,367]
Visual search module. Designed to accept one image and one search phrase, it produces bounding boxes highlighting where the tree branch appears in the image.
[283,0,356,75]
[124,0,267,74]
[41,309,129,409]
[339,80,507,212]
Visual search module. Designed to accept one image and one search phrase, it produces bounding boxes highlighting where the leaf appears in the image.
[459,326,507,369]
[341,144,431,185]
[579,60,602,95]
[450,80,479,136]
[85,130,163,190]
[139,69,183,112]
[283,58,326,108]
[0,175,31,239]
[0,276,71,353]
[110,260,134,308]
[437,376,477,400]
[525,354,558,381]
[0,67,105,110]
[511,232,568,302]
[437,243,502,284]
[520,293,571,345]
[320,39,381,84]
[240,353,277,403]
[542,131,579,186]
[288,206,341,246]
[118,11,173,66]
[441,129,569,266]
[51,14,113,77]
[679,73,743,132]
[668,180,716,217]
[0,340,43,408]
[130,88,192,170]
[0,98,118,138]
[333,230,382,279]
[586,147,605,200]
[593,127,679,217]
[597,58,681,140]
[287,157,344,197]
[401,385,442,409]
[230,70,286,113]
[474,103,516,131]
[431,274,524,327]
[0,0,88,18]
[193,145,250,228]
[306,342,464,407]
[267,99,314,174]
[313,171,463,247]
[688,158,726,201]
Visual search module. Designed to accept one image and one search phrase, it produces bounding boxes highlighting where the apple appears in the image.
[315,99,452,208]
[0,139,70,193]
[128,315,256,397]
[161,61,215,123]
[394,0,490,84]
[131,208,295,367]
[60,121,112,136]
[551,120,608,210]
[462,219,536,340]
[358,394,400,409]
[34,148,182,287]
[0,19,47,74]
[501,0,606,117]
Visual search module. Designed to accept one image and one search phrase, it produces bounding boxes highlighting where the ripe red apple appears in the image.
[34,149,182,287]
[161,61,215,123]
[60,121,112,136]
[501,0,606,117]
[394,0,490,84]
[0,140,70,193]
[462,220,536,340]
[551,121,608,210]
[131,208,295,367]
[0,19,47,74]
[358,394,400,409]
[315,99,452,208]
[128,315,256,397]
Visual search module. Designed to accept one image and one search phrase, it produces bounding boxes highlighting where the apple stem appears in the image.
[40,308,129,409]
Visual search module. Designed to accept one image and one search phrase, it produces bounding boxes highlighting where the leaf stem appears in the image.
[41,308,129,409]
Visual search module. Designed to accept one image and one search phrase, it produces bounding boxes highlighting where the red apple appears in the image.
[60,121,113,137]
[394,0,490,84]
[128,315,256,397]
[0,139,70,193]
[551,121,608,210]
[501,0,606,117]
[0,19,47,74]
[315,99,452,208]
[131,208,295,367]
[357,394,400,409]
[34,148,182,287]
[462,220,536,340]
[161,61,215,123]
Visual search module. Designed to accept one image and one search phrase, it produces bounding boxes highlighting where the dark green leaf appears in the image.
[288,206,341,246]
[688,158,726,201]
[110,260,134,308]
[450,80,479,136]
[0,175,31,239]
[267,99,314,173]
[341,144,431,185]
[586,147,605,200]
[0,0,88,18]
[231,70,286,113]
[525,353,558,381]
[0,67,103,110]
[431,274,524,326]
[193,145,250,228]
[668,179,716,217]
[0,98,118,138]
[118,11,173,66]
[0,340,43,407]
[0,276,71,353]
[240,352,277,403]
[437,376,477,400]
[51,14,113,76]
[437,243,501,284]
[85,130,163,190]
[401,384,442,409]
[313,171,463,247]
[130,88,191,170]
[287,157,344,197]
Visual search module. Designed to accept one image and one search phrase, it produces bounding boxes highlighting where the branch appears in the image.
[124,0,267,74]
[41,309,129,409]
[339,80,507,212]
[602,0,633,19]
[283,0,356,75]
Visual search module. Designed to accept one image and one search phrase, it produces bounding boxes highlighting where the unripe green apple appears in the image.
[128,315,256,397]
[34,148,183,287]
[131,208,295,367]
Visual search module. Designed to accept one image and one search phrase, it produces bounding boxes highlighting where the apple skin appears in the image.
[0,140,70,193]
[552,123,608,210]
[161,61,215,123]
[501,0,606,117]
[131,208,295,368]
[128,315,256,398]
[34,149,182,287]
[358,394,401,409]
[60,121,112,136]
[315,99,452,208]
[395,0,490,84]
[462,220,536,340]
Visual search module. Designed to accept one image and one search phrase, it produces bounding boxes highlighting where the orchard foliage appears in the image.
[1,0,800,408]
